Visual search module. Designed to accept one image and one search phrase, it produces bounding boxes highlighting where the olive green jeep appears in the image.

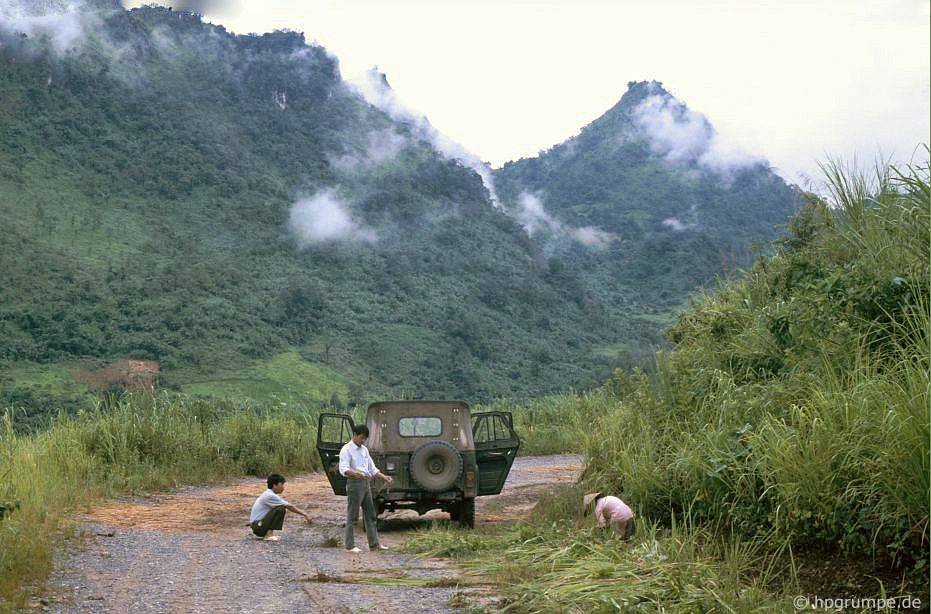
[316,401,520,528]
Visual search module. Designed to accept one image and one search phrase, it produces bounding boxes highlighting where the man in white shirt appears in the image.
[249,474,314,541]
[339,424,393,553]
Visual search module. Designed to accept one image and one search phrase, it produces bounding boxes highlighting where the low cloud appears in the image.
[0,1,103,54]
[569,226,612,247]
[517,192,559,236]
[661,217,691,232]
[330,128,409,175]
[633,90,764,175]
[288,190,377,247]
[350,68,500,206]
[517,192,611,248]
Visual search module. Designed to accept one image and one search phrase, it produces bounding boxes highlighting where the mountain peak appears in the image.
[597,80,679,127]
[622,80,671,102]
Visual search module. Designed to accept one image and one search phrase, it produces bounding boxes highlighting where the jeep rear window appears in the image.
[398,417,442,437]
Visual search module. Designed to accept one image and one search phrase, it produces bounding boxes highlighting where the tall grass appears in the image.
[477,390,613,456]
[0,394,323,607]
[579,157,929,568]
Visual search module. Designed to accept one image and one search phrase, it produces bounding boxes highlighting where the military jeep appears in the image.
[316,401,520,528]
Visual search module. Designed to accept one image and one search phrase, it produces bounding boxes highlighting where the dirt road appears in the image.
[41,455,581,613]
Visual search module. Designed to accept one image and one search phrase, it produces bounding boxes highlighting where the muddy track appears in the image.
[39,455,581,613]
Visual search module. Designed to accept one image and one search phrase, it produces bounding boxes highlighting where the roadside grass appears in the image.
[0,394,323,608]
[405,487,796,612]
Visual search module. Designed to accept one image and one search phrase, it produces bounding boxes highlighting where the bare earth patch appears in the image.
[39,455,581,612]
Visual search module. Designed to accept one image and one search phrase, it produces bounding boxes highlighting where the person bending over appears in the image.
[339,424,393,553]
[583,492,635,539]
[250,473,314,541]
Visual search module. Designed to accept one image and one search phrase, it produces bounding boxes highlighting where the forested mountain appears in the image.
[495,80,800,304]
[0,2,800,416]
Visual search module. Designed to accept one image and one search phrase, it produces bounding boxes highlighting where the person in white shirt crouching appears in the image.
[339,425,393,553]
[249,474,314,541]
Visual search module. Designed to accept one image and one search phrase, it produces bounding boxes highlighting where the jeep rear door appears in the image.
[317,413,354,496]
[471,411,520,495]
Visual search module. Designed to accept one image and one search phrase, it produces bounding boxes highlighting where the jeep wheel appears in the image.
[409,440,463,492]
[459,497,475,528]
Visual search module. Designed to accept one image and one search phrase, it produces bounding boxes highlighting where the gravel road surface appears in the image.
[38,454,582,613]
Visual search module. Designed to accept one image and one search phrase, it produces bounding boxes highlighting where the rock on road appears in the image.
[41,455,582,613]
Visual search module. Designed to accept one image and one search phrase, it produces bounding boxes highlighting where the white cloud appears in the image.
[288,189,377,246]
[633,92,764,175]
[569,226,611,247]
[330,128,408,175]
[661,217,690,232]
[0,1,102,54]
[517,191,611,248]
[350,68,500,206]
[516,191,559,236]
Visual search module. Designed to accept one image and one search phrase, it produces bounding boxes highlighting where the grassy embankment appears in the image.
[406,158,930,611]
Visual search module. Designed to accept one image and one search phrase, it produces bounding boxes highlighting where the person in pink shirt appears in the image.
[583,492,634,538]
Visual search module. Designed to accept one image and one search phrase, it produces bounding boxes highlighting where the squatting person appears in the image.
[583,492,635,538]
[249,473,314,541]
[339,424,393,553]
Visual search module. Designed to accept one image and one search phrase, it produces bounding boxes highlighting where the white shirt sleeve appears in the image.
[366,450,379,476]
[338,443,350,476]
[265,491,289,507]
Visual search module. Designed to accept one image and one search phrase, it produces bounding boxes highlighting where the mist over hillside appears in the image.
[0,2,799,417]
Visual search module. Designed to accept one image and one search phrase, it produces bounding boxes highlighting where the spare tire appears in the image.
[409,441,463,492]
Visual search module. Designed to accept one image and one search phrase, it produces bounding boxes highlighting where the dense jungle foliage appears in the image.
[0,4,797,422]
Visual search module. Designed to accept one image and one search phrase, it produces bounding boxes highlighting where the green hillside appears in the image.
[495,80,801,306]
[0,4,798,418]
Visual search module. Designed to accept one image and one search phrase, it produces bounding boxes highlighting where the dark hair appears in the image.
[352,424,370,438]
[267,473,286,489]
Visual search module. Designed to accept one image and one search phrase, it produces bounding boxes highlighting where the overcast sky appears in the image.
[129,0,930,186]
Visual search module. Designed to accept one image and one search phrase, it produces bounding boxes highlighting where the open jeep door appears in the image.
[317,413,354,496]
[471,411,520,495]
